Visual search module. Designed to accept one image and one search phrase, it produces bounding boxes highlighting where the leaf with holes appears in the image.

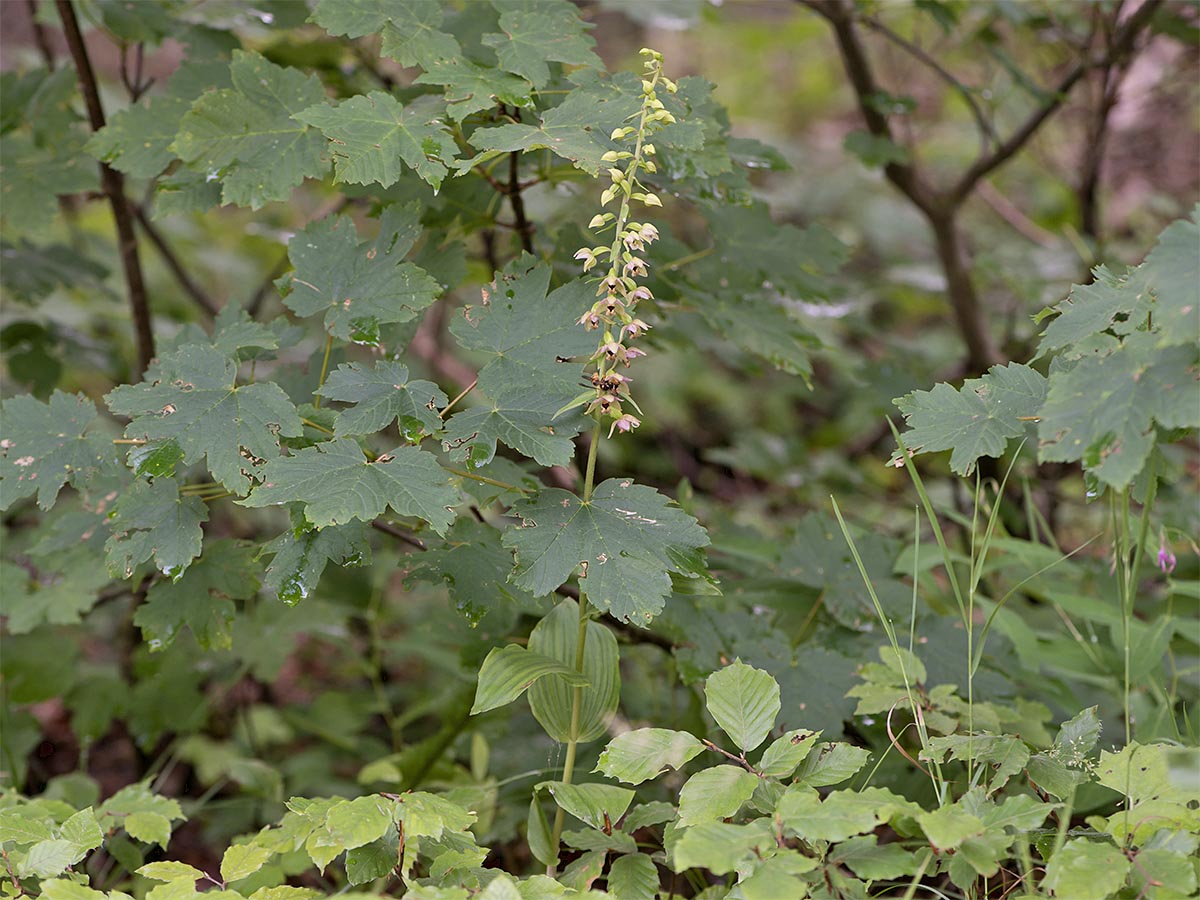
[503,478,709,623]
[106,343,302,496]
[0,391,109,511]
[241,438,456,533]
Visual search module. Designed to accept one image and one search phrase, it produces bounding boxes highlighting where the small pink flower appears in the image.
[1158,541,1177,575]
[603,294,627,315]
[578,311,601,329]
[623,257,647,277]
[624,318,651,338]
[610,413,641,436]
[622,231,645,251]
[640,223,659,243]
[622,347,647,363]
[630,287,652,302]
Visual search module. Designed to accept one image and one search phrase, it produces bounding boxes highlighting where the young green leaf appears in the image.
[470,644,589,716]
[595,728,705,785]
[676,766,759,826]
[527,598,620,743]
[757,729,820,779]
[538,782,634,832]
[704,660,780,753]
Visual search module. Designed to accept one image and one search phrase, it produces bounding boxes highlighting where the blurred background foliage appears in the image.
[1,0,1197,881]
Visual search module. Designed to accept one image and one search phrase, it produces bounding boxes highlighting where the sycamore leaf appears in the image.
[408,518,542,625]
[0,133,98,234]
[262,520,371,605]
[595,728,705,785]
[467,72,638,175]
[317,361,446,438]
[241,438,457,533]
[482,3,602,89]
[172,50,326,208]
[295,91,457,190]
[106,343,303,495]
[310,0,461,69]
[105,478,208,579]
[443,262,595,467]
[0,550,110,635]
[85,96,191,179]
[895,363,1047,475]
[503,478,710,623]
[415,58,533,123]
[1038,334,1199,488]
[133,540,258,651]
[279,205,441,345]
[0,391,107,511]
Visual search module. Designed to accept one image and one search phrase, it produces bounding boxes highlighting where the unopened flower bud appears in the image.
[640,223,659,242]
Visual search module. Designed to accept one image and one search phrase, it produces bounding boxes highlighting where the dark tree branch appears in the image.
[948,0,1162,207]
[56,0,155,372]
[371,519,427,551]
[862,15,997,153]
[25,0,56,69]
[133,205,220,318]
[799,0,939,218]
[508,150,535,254]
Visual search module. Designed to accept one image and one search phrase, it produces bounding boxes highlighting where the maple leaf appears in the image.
[317,361,446,438]
[503,478,710,623]
[278,204,441,345]
[442,261,595,468]
[483,3,602,89]
[241,438,457,534]
[105,478,208,580]
[415,58,533,123]
[105,343,303,496]
[171,50,326,208]
[0,391,109,511]
[310,0,461,69]
[295,92,457,190]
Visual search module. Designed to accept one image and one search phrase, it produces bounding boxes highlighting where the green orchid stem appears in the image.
[313,334,334,409]
[547,423,603,875]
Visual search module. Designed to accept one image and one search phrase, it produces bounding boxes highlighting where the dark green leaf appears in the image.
[482,3,601,89]
[503,478,709,622]
[106,343,303,495]
[241,438,457,533]
[0,391,107,511]
[105,478,208,579]
[318,361,446,438]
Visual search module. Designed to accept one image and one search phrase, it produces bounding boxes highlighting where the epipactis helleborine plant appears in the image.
[563,48,678,438]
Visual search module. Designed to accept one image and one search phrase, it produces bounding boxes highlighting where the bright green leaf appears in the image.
[470,644,589,715]
[677,765,759,826]
[704,660,780,753]
[595,728,705,785]
[1043,838,1130,899]
[539,781,634,832]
